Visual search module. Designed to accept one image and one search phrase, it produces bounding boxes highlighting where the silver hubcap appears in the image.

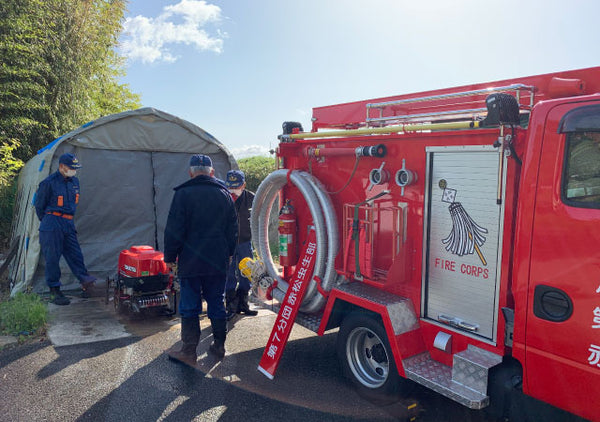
[346,326,389,388]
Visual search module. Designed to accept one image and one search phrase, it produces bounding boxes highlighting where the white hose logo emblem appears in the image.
[439,179,488,266]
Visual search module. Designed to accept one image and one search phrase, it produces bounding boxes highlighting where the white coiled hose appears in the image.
[251,170,338,313]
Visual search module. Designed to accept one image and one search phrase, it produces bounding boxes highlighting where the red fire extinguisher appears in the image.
[278,199,297,267]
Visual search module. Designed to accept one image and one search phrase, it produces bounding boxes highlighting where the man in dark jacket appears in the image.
[164,155,238,362]
[34,153,97,305]
[224,170,258,319]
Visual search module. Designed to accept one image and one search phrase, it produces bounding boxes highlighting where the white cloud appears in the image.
[230,145,273,160]
[121,0,225,64]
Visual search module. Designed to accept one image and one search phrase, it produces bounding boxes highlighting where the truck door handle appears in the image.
[438,314,479,332]
[533,285,573,322]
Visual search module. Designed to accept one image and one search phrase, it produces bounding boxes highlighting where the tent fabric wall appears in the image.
[9,108,237,295]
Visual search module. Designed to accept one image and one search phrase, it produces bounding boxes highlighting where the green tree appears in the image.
[0,0,140,246]
[0,0,140,171]
[42,0,140,138]
[0,0,53,167]
[238,156,276,192]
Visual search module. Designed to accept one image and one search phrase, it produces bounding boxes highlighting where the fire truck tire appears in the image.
[337,313,410,404]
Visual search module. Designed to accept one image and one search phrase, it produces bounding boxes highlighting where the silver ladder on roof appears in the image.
[366,84,536,127]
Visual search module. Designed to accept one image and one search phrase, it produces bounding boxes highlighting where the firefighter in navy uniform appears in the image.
[164,155,238,362]
[224,170,258,319]
[34,153,97,306]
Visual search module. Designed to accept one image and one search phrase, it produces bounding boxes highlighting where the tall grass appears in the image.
[0,292,47,336]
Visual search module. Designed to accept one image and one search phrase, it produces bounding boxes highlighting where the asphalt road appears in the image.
[0,296,497,422]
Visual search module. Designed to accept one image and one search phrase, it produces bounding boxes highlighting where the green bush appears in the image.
[238,156,280,261]
[0,293,47,336]
[238,156,276,192]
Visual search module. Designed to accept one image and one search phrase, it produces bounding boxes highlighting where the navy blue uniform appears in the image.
[226,189,255,293]
[34,171,94,288]
[164,174,238,319]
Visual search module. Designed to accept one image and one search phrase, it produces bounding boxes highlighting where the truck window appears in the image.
[563,131,600,205]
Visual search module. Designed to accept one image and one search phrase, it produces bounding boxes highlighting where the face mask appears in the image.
[229,188,244,197]
[65,169,76,178]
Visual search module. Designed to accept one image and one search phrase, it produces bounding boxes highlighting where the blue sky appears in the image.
[120,0,600,159]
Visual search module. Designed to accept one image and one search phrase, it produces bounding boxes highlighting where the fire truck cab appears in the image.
[249,67,600,421]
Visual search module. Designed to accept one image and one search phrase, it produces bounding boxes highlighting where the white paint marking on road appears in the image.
[157,395,190,422]
[193,405,227,421]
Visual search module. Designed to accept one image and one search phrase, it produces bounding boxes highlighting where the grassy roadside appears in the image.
[1,182,48,348]
[0,288,48,348]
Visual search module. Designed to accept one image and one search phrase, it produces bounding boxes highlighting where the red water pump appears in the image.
[106,245,177,315]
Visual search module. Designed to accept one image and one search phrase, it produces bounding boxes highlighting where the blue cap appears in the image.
[59,153,82,169]
[226,170,245,188]
[190,154,212,167]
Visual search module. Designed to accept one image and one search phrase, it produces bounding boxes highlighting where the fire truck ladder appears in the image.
[365,84,535,127]
[281,84,535,142]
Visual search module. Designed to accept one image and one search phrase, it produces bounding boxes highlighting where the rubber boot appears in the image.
[225,289,238,320]
[209,318,227,359]
[49,287,70,306]
[236,289,258,316]
[168,316,200,365]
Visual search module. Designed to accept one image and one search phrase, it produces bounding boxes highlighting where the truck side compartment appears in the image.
[246,66,600,422]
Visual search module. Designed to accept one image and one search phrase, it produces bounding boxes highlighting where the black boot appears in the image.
[80,275,96,299]
[168,316,200,365]
[225,289,238,320]
[49,287,70,306]
[236,289,258,316]
[209,318,227,359]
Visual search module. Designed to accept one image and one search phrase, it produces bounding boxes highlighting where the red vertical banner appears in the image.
[258,227,318,379]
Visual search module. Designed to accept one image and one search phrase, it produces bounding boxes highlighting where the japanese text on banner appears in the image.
[258,229,317,379]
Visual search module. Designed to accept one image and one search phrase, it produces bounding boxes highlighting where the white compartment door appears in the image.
[423,147,505,341]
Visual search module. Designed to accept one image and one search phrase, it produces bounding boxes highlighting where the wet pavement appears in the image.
[0,295,495,421]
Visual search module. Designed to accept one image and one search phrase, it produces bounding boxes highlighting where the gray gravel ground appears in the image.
[0,296,502,421]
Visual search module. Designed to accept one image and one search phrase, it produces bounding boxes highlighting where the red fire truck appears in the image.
[247,67,600,421]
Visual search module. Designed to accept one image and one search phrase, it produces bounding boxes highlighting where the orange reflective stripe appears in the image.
[75,193,79,204]
[46,211,73,220]
[57,196,63,207]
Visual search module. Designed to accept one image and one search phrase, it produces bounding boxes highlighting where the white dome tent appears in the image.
[9,107,237,295]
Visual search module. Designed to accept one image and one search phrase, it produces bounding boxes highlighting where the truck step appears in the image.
[453,345,503,395]
[271,303,323,333]
[294,312,323,332]
[403,352,490,409]
[335,282,420,335]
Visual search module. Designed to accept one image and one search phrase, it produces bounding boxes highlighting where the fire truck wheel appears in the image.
[337,313,409,404]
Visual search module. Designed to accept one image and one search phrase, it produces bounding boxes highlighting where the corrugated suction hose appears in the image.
[251,170,338,313]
